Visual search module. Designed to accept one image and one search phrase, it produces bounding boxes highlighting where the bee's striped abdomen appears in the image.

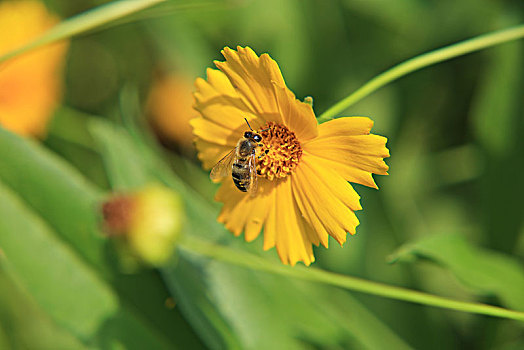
[232,159,250,192]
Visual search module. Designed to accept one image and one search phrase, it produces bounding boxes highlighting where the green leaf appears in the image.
[0,180,173,348]
[0,265,87,350]
[0,180,117,340]
[89,119,152,190]
[0,127,106,270]
[205,261,414,350]
[0,126,198,348]
[322,288,415,350]
[390,233,524,311]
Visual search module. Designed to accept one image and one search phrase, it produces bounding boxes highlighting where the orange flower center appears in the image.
[256,122,302,180]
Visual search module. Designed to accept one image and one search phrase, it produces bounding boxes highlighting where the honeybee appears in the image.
[210,119,264,196]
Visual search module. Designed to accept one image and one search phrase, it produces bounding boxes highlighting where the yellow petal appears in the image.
[263,189,278,251]
[194,139,232,170]
[302,154,362,211]
[217,175,316,265]
[304,138,389,174]
[272,83,318,142]
[217,177,273,241]
[192,66,271,168]
[290,179,330,248]
[272,177,315,266]
[303,117,389,188]
[190,117,241,146]
[292,156,361,245]
[215,46,284,123]
[206,67,238,96]
[313,156,381,189]
[306,134,390,157]
[317,116,375,137]
[193,68,259,130]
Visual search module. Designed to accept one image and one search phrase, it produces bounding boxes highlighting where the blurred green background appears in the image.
[1,0,523,349]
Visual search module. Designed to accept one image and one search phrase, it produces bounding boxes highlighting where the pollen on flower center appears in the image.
[256,122,302,181]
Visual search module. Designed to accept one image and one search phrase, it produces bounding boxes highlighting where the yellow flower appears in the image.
[146,72,198,151]
[192,46,389,266]
[0,0,68,137]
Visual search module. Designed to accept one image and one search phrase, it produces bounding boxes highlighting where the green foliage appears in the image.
[0,266,88,350]
[0,0,523,349]
[391,233,524,311]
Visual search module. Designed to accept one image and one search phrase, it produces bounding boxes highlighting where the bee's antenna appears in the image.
[245,117,269,133]
[244,118,254,131]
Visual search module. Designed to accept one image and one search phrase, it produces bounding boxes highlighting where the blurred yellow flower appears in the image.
[192,46,389,266]
[0,0,68,137]
[146,73,198,151]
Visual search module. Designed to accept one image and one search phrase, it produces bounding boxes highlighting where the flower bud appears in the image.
[102,184,184,269]
[303,96,314,107]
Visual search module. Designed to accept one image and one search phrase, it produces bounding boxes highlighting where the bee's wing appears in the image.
[246,153,258,197]
[210,149,236,181]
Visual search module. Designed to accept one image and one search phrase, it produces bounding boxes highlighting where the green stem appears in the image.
[318,24,524,122]
[0,0,165,64]
[179,235,524,322]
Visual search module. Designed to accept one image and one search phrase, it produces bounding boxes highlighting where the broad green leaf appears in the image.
[0,126,106,270]
[0,125,203,348]
[0,180,173,348]
[390,233,524,311]
[0,180,117,340]
[46,107,111,190]
[0,266,88,350]
[206,261,414,350]
[322,288,415,350]
[0,328,8,350]
[48,107,100,150]
[89,119,151,190]
[206,262,338,350]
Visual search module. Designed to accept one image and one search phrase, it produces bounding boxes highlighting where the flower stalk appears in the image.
[318,23,524,122]
[0,0,164,64]
[180,235,524,322]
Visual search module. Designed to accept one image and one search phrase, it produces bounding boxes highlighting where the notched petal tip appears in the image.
[221,46,234,56]
[304,116,390,188]
[213,46,287,117]
[317,117,376,137]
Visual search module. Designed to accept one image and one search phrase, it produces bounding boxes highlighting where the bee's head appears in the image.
[243,131,262,142]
